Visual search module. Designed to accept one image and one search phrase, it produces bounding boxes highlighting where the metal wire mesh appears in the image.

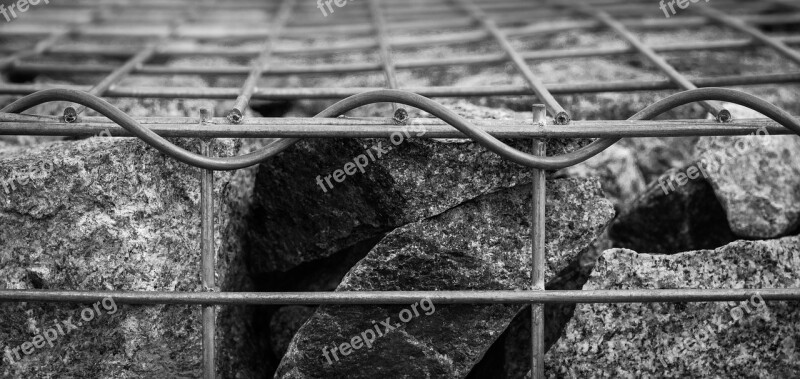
[1,0,800,377]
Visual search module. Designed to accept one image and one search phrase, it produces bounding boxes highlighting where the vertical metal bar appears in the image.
[227,0,296,123]
[367,1,398,87]
[694,4,800,66]
[530,104,547,379]
[453,0,571,125]
[199,108,216,379]
[367,0,399,89]
[573,4,730,122]
[367,0,406,119]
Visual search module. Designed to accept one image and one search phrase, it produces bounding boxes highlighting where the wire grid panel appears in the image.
[1,0,800,378]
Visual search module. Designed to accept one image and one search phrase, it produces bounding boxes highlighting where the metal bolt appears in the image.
[393,107,409,125]
[718,109,733,123]
[200,108,212,124]
[532,104,547,126]
[226,108,243,124]
[63,107,78,123]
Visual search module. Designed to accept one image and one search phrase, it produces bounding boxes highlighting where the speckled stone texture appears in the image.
[249,101,589,274]
[561,144,646,213]
[0,136,257,378]
[546,236,800,378]
[617,137,698,185]
[250,137,531,273]
[694,133,800,238]
[471,233,613,379]
[270,306,317,359]
[608,165,736,254]
[275,178,614,378]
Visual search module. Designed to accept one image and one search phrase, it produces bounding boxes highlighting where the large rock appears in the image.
[606,102,800,253]
[270,306,317,360]
[694,132,800,238]
[249,136,533,273]
[0,136,258,378]
[546,236,800,378]
[249,100,592,273]
[275,178,614,378]
[490,234,613,379]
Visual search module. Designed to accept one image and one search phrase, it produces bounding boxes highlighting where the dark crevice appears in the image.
[250,235,387,378]
[249,100,296,118]
[4,70,37,84]
[253,234,386,293]
[467,240,601,379]
[608,175,737,255]
[758,5,800,33]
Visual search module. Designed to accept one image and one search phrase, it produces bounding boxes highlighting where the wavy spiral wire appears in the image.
[1,87,799,171]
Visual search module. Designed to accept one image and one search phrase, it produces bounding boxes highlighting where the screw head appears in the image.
[393,108,409,125]
[554,112,571,125]
[63,107,78,123]
[226,109,243,124]
[717,109,732,123]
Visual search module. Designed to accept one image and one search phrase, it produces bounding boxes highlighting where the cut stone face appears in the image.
[275,178,614,378]
[694,133,800,238]
[248,99,599,274]
[546,236,800,378]
[0,137,260,378]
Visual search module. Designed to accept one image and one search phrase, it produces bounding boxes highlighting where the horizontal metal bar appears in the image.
[6,87,795,171]
[771,0,800,11]
[1,288,798,305]
[583,5,727,120]
[228,0,295,122]
[2,0,750,11]
[4,12,798,52]
[11,36,800,77]
[696,5,800,66]
[0,31,68,72]
[0,3,743,36]
[457,0,569,123]
[2,72,798,99]
[6,1,787,32]
[32,1,531,19]
[0,114,792,138]
[8,13,793,60]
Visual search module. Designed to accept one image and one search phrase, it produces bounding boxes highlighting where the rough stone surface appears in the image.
[560,144,646,213]
[275,178,614,378]
[270,306,317,360]
[249,101,588,273]
[250,137,529,273]
[617,137,698,186]
[546,236,800,378]
[0,136,257,378]
[694,132,800,238]
[216,142,276,379]
[608,165,736,255]
[1,18,798,379]
[493,233,613,379]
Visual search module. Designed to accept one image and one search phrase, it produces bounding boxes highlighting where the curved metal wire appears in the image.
[1,88,799,171]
